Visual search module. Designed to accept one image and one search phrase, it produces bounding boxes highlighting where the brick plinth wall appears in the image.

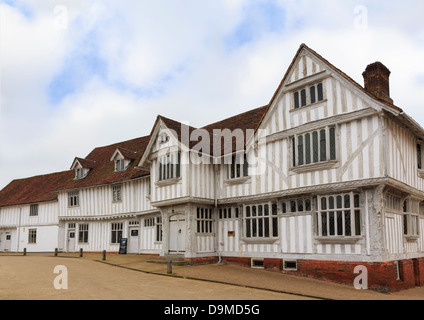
[220,256,424,293]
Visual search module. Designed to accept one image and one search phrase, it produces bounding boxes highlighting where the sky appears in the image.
[0,0,424,190]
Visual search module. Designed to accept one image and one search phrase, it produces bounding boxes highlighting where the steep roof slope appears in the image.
[59,135,151,191]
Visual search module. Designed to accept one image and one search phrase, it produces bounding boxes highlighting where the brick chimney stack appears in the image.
[362,62,393,104]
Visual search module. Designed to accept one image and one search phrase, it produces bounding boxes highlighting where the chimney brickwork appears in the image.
[362,62,393,105]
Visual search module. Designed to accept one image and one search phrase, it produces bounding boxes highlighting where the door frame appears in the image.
[168,213,186,254]
[67,229,76,252]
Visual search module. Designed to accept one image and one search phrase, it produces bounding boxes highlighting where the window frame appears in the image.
[28,229,37,244]
[282,198,312,215]
[317,193,362,239]
[111,223,123,244]
[68,191,80,208]
[158,152,181,182]
[78,224,89,244]
[115,159,126,172]
[291,126,337,171]
[75,168,85,179]
[156,216,163,242]
[29,204,39,217]
[243,203,278,240]
[112,185,122,202]
[196,208,214,234]
[403,200,420,239]
[227,153,249,180]
[293,82,325,110]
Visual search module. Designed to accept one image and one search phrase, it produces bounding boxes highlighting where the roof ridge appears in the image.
[201,105,269,130]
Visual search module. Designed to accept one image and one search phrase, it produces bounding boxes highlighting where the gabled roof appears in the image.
[138,106,270,167]
[266,43,403,118]
[57,135,151,191]
[71,157,96,170]
[0,170,75,208]
[201,105,269,156]
[110,147,138,161]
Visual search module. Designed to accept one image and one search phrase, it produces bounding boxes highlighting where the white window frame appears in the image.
[29,204,39,217]
[144,218,155,227]
[227,153,249,180]
[317,192,361,238]
[243,203,278,239]
[68,191,80,207]
[158,152,181,182]
[403,200,420,238]
[115,159,126,172]
[28,229,37,244]
[111,223,123,244]
[112,185,122,202]
[78,224,89,244]
[293,82,324,110]
[282,198,312,215]
[196,208,213,234]
[156,217,163,242]
[291,126,337,170]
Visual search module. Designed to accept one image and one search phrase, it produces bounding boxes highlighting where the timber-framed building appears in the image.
[1,44,423,292]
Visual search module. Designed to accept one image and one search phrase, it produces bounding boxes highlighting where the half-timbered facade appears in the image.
[1,44,423,292]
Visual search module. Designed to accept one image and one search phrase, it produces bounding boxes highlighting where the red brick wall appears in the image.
[221,256,424,292]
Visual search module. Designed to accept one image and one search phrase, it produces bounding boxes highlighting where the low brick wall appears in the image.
[219,256,424,292]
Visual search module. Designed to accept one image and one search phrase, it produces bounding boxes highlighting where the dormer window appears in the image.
[115,159,126,172]
[110,148,137,173]
[76,168,84,179]
[71,158,95,180]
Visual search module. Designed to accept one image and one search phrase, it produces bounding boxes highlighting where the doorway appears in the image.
[128,228,139,254]
[67,230,76,252]
[169,214,186,253]
[4,232,12,252]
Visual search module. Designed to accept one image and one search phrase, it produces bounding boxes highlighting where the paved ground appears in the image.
[0,253,423,300]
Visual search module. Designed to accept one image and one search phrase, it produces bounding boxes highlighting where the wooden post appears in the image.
[167,259,172,274]
[23,248,27,256]
[102,250,106,261]
[80,248,83,258]
[55,248,58,257]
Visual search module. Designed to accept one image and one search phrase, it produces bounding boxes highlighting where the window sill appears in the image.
[290,99,328,113]
[290,160,338,174]
[315,236,362,244]
[156,177,181,187]
[404,235,419,242]
[241,237,279,244]
[224,176,251,186]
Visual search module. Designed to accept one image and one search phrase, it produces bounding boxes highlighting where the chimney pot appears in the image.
[362,62,393,104]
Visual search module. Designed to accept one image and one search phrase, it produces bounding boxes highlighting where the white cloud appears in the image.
[0,0,423,189]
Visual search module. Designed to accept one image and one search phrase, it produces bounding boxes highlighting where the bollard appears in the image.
[167,259,172,274]
[23,248,27,256]
[102,250,106,261]
[55,248,58,257]
[80,248,83,258]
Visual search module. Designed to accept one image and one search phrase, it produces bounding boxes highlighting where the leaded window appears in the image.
[292,126,336,167]
[244,203,278,238]
[196,208,213,234]
[317,193,361,237]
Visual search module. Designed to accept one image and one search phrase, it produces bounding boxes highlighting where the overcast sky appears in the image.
[0,0,423,189]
